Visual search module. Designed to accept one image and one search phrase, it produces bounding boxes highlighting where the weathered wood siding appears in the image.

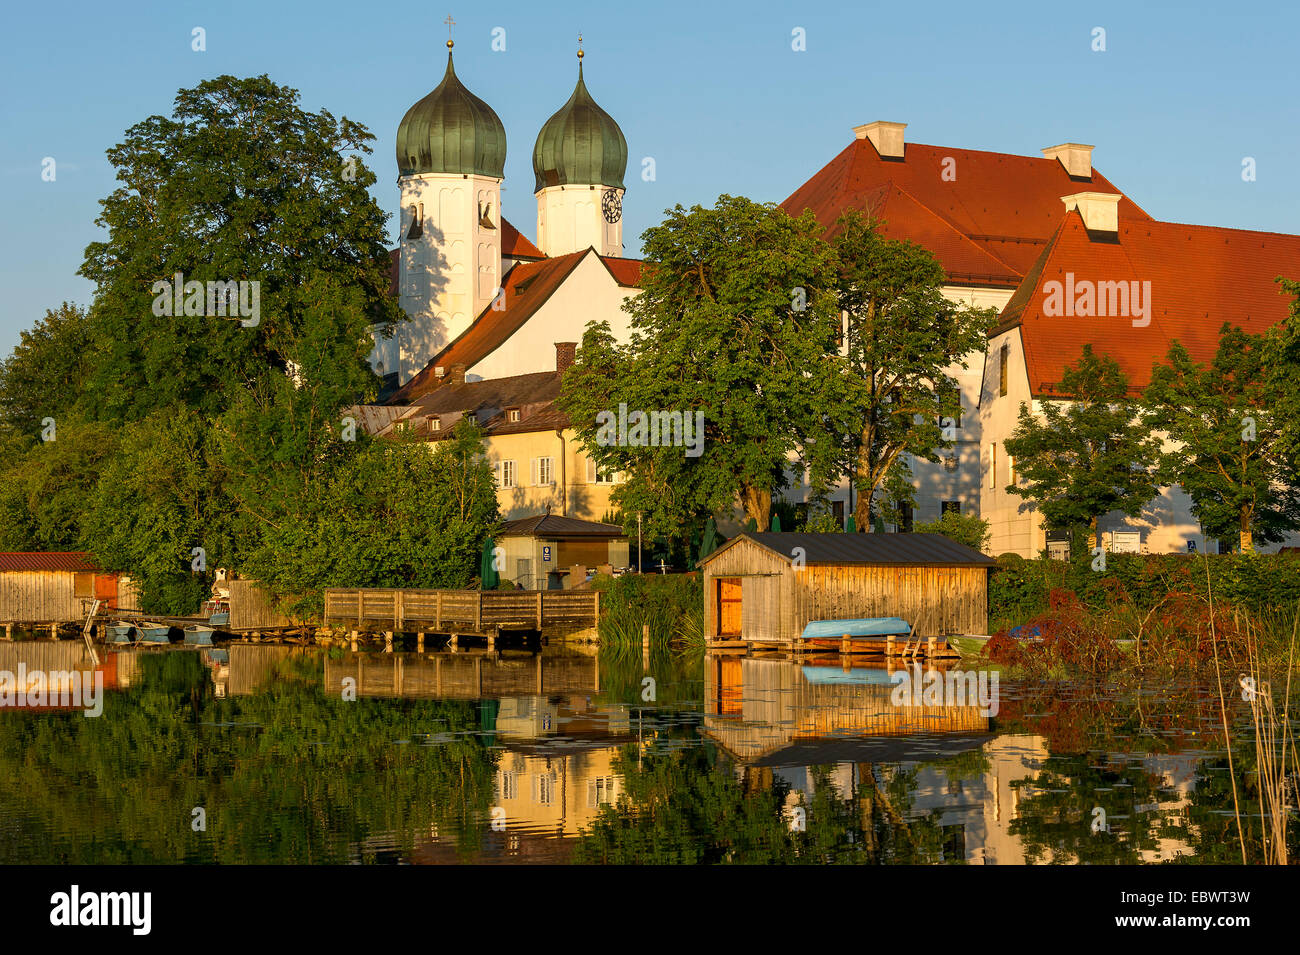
[323,652,597,700]
[0,571,85,623]
[229,579,300,631]
[701,540,789,640]
[793,564,987,637]
[701,538,990,642]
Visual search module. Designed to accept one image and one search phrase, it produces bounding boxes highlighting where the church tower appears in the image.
[532,45,628,258]
[388,39,506,385]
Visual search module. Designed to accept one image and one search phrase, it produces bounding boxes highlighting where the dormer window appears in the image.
[506,407,521,423]
[429,416,441,432]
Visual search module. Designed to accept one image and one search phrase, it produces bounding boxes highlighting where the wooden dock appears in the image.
[706,632,960,660]
[322,587,600,636]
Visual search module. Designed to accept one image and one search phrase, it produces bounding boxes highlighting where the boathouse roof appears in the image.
[700,533,996,568]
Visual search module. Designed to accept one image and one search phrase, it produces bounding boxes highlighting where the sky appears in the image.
[1,0,1298,355]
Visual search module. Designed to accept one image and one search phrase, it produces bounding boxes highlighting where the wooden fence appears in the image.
[322,588,600,633]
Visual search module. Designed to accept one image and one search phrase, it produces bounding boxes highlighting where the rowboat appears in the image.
[799,617,913,640]
[106,623,134,644]
[136,623,171,644]
[183,625,215,646]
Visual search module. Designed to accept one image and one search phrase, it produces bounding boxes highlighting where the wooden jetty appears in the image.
[323,650,599,701]
[322,588,600,643]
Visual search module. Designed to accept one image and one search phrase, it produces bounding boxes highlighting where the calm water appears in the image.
[0,639,1291,864]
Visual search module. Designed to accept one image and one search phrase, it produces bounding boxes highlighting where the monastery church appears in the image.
[359,41,1300,561]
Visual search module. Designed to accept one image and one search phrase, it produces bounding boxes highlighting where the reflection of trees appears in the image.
[572,737,961,864]
[0,652,499,863]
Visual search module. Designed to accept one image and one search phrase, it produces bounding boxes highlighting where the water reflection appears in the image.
[0,641,1289,864]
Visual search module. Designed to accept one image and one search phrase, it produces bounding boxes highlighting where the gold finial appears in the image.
[577,33,584,59]
[444,14,455,48]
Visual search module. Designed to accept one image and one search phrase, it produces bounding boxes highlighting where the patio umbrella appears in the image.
[697,518,718,565]
[770,512,782,532]
[845,515,857,533]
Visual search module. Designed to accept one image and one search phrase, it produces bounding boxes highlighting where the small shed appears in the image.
[498,515,630,590]
[0,552,140,626]
[698,533,996,646]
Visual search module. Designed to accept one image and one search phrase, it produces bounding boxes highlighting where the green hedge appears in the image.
[989,551,1300,631]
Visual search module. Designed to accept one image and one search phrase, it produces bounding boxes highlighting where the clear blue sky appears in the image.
[2,0,1297,354]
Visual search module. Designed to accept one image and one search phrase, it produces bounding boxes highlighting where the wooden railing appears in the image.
[322,587,600,633]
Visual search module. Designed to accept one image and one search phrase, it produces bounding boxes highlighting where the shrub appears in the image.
[914,510,991,553]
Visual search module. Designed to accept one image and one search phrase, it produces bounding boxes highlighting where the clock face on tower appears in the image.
[601,189,622,224]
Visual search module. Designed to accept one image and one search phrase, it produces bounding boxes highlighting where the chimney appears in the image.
[853,121,907,159]
[1061,192,1121,235]
[448,363,466,386]
[555,342,577,376]
[1042,143,1094,179]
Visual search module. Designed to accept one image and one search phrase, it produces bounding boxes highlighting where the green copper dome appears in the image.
[532,61,627,193]
[396,50,506,179]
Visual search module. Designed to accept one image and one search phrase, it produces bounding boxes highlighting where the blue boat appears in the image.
[184,625,215,646]
[137,624,171,644]
[799,617,913,641]
[208,612,230,627]
[106,624,134,644]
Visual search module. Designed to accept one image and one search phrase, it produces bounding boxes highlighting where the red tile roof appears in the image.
[502,218,545,259]
[999,211,1300,396]
[390,251,590,402]
[0,552,100,573]
[599,255,642,287]
[782,136,1151,286]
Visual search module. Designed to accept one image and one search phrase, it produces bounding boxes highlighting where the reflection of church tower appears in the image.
[390,39,506,385]
[532,44,627,257]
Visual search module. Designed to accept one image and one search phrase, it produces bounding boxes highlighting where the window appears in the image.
[943,455,958,473]
[406,203,424,240]
[587,776,617,808]
[429,416,441,432]
[534,773,556,806]
[832,499,845,527]
[988,444,997,489]
[899,502,914,533]
[495,460,517,489]
[506,407,521,423]
[499,772,517,800]
[532,457,554,486]
[941,500,961,515]
[998,343,1009,397]
[1007,454,1015,485]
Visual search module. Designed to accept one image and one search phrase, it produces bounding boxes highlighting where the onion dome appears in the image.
[532,54,627,193]
[396,44,506,179]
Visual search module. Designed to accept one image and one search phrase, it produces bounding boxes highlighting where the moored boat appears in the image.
[799,617,913,641]
[106,623,134,644]
[184,625,215,646]
[137,623,171,644]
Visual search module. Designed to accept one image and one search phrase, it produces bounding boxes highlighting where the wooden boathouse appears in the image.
[0,552,139,634]
[698,533,995,649]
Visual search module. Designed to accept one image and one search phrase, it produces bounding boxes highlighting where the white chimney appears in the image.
[854,121,907,159]
[1042,143,1094,179]
[1061,192,1121,234]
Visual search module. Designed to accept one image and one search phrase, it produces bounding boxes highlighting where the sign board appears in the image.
[542,545,551,563]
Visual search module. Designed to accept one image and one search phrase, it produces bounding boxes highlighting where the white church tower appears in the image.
[384,39,507,386]
[532,46,628,258]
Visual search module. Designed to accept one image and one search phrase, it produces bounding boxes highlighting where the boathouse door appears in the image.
[94,574,119,611]
[717,578,743,636]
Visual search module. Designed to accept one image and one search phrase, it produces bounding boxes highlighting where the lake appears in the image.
[0,640,1289,864]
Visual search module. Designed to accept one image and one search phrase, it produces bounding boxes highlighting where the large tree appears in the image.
[1003,344,1160,549]
[1144,322,1300,552]
[78,73,400,423]
[827,211,994,529]
[560,195,840,541]
[0,303,94,445]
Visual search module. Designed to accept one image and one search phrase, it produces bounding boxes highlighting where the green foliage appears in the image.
[827,211,996,528]
[0,303,94,443]
[240,420,500,618]
[1004,344,1160,537]
[914,509,990,554]
[560,195,841,547]
[78,74,397,422]
[593,572,704,646]
[1145,317,1300,551]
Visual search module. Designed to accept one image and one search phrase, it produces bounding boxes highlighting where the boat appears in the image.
[799,617,913,641]
[106,623,134,644]
[800,665,896,686]
[136,623,171,644]
[208,611,230,627]
[184,624,215,646]
[948,632,1137,656]
[201,598,230,627]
